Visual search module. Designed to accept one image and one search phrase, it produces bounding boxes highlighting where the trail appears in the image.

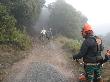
[3,40,78,82]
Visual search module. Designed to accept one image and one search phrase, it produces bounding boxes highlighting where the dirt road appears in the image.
[3,41,78,82]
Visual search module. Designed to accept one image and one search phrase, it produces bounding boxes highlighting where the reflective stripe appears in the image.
[85,63,99,65]
[88,75,94,77]
[97,76,102,79]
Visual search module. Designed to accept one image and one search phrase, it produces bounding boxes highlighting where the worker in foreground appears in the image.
[73,23,106,82]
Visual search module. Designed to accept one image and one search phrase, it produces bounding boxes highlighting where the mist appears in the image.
[93,24,110,36]
[33,7,50,34]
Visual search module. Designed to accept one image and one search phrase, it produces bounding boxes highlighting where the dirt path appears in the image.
[3,41,78,82]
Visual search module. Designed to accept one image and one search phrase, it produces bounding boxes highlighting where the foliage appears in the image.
[48,0,87,39]
[0,0,45,48]
[0,4,31,49]
[64,39,81,53]
[11,0,45,27]
[56,36,81,53]
[0,4,15,41]
[0,0,45,30]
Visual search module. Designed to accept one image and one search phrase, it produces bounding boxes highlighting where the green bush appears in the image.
[0,4,31,50]
[64,39,81,53]
[11,30,31,50]
[55,35,69,44]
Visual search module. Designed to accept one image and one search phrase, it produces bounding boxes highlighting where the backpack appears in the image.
[93,36,104,62]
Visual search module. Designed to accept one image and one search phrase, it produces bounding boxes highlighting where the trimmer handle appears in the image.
[75,59,80,62]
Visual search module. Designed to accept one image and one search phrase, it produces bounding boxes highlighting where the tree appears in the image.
[0,0,45,32]
[11,0,45,27]
[0,4,16,41]
[48,0,87,39]
[0,4,30,49]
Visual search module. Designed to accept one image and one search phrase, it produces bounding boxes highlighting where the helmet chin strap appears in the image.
[81,31,86,38]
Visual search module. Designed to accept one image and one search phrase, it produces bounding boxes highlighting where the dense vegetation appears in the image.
[0,0,45,81]
[0,0,45,49]
[48,0,87,39]
[0,0,45,27]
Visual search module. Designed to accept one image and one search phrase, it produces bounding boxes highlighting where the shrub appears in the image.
[64,39,81,53]
[0,4,31,50]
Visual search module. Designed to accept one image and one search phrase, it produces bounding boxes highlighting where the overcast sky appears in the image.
[46,0,110,35]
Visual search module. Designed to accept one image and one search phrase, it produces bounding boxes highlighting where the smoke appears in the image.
[33,7,50,34]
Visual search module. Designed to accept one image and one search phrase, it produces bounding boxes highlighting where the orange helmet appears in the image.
[82,23,93,32]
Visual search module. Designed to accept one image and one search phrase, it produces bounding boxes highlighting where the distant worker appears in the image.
[47,28,53,40]
[40,27,47,35]
[40,27,47,41]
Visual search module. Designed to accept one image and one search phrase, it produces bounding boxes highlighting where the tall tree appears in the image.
[0,0,45,30]
[0,4,16,41]
[48,0,87,39]
[11,0,45,27]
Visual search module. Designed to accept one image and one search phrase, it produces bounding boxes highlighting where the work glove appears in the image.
[73,55,78,60]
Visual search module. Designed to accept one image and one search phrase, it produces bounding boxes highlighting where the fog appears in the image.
[34,7,50,33]
[93,24,110,36]
[46,0,110,36]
